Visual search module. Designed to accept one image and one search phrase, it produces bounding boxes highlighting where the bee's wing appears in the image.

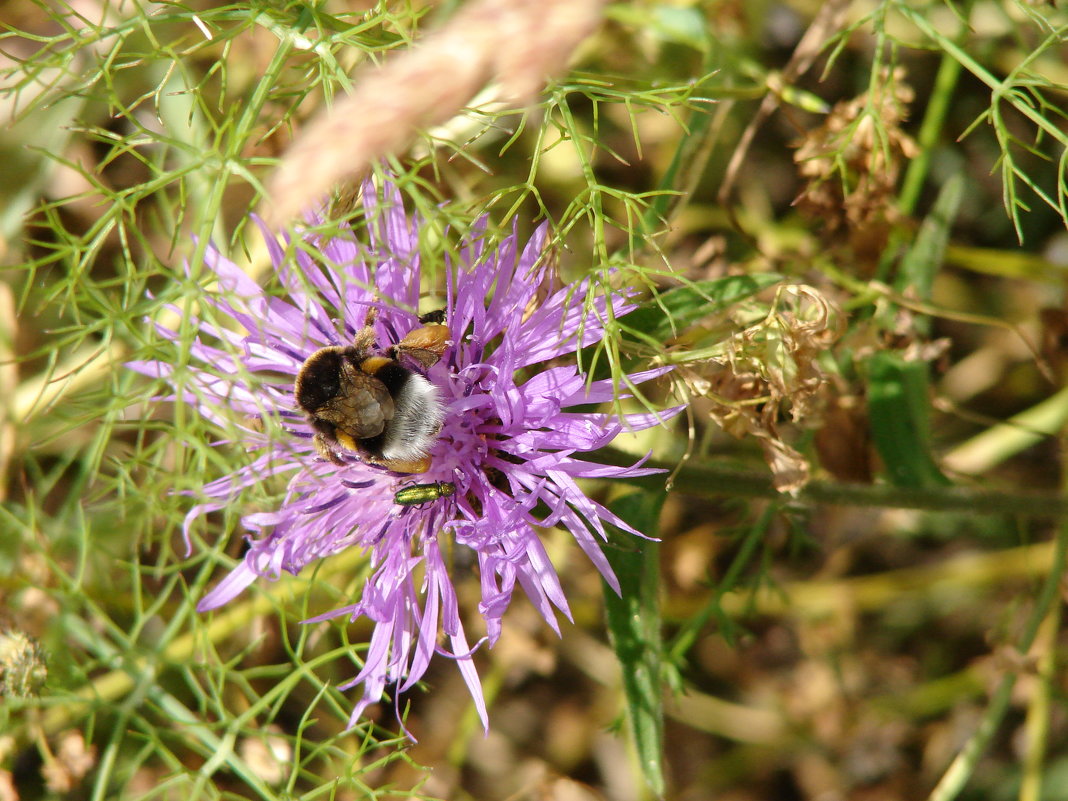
[313,362,394,439]
[394,347,441,372]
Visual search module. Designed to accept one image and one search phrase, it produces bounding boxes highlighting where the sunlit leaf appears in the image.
[623,273,782,344]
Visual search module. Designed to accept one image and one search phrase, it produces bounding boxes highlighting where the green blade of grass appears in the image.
[602,490,667,797]
[896,174,963,331]
[867,351,952,489]
[868,175,962,488]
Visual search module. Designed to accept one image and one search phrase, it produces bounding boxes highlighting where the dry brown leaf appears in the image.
[761,436,811,493]
[265,0,606,225]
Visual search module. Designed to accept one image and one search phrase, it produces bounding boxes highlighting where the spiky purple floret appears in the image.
[129,182,680,731]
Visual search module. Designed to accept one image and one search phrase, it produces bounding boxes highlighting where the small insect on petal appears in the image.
[393,481,456,506]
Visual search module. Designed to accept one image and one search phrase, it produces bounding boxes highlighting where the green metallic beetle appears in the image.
[392,481,456,507]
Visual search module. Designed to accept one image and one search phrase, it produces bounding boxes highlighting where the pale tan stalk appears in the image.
[265,0,606,225]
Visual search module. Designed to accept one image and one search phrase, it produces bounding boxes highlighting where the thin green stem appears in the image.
[596,449,1068,518]
[899,49,964,216]
[667,505,772,661]
[926,520,1068,801]
[1018,607,1059,801]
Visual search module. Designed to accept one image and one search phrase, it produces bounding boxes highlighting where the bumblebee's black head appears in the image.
[294,346,349,413]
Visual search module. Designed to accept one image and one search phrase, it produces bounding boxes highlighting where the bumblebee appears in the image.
[393,481,457,507]
[294,314,449,474]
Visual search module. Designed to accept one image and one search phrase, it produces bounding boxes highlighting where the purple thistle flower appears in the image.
[130,182,680,731]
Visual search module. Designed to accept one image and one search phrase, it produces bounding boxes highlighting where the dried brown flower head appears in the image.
[683,285,843,492]
[793,67,919,268]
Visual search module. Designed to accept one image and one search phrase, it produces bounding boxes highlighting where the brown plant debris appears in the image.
[265,0,606,225]
[0,769,14,801]
[238,726,293,785]
[41,731,96,794]
[682,285,843,493]
[792,67,919,267]
[813,394,874,484]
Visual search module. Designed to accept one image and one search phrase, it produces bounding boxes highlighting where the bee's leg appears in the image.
[352,324,376,352]
[376,455,432,474]
[313,431,346,465]
[350,306,379,351]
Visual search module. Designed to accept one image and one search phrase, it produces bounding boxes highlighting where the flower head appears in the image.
[131,182,678,730]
